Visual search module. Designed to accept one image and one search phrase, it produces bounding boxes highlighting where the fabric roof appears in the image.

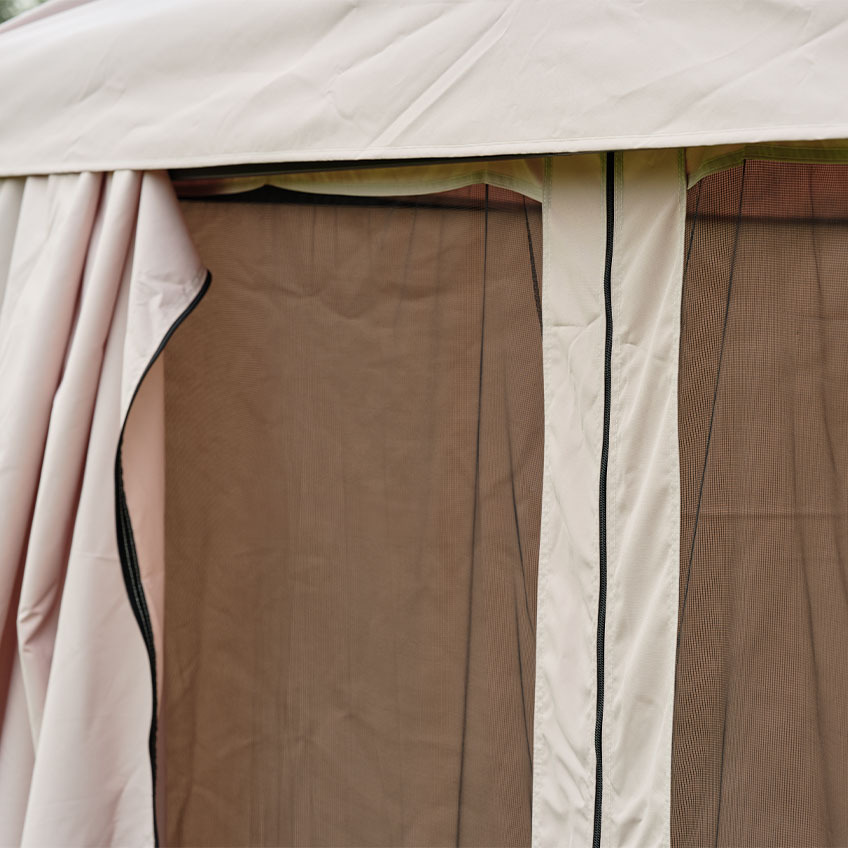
[1,0,847,177]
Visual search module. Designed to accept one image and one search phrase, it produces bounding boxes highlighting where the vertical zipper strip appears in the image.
[114,271,211,848]
[593,151,615,848]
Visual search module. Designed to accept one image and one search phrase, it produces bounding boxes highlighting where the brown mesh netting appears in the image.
[674,161,848,847]
[162,185,543,847]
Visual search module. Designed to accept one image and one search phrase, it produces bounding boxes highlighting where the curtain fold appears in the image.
[0,170,205,846]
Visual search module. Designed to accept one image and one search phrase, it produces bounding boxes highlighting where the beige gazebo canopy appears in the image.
[1,2,847,847]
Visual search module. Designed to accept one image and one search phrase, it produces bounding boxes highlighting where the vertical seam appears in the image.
[592,150,616,848]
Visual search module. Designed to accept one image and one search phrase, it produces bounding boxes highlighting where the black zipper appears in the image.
[593,151,615,848]
[114,271,211,848]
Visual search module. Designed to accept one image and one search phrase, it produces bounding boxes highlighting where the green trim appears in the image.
[689,144,848,188]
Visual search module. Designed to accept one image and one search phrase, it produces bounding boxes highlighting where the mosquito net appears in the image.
[674,160,848,847]
[128,156,848,848]
[160,185,544,847]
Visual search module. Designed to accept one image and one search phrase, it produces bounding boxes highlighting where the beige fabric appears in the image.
[603,149,684,848]
[686,141,848,188]
[533,151,684,848]
[3,2,848,176]
[162,186,543,846]
[174,159,545,204]
[532,153,604,848]
[0,170,205,846]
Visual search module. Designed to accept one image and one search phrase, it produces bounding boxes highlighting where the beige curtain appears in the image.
[0,170,206,846]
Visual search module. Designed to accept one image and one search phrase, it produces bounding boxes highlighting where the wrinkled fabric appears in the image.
[2,1,848,176]
[174,159,545,203]
[0,171,205,846]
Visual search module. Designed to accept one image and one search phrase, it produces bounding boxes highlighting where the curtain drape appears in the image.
[0,170,206,846]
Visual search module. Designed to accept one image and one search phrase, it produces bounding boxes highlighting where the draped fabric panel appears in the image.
[0,170,205,846]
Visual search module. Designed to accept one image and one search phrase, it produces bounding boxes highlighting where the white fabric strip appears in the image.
[532,153,607,848]
[532,150,684,847]
[602,149,685,847]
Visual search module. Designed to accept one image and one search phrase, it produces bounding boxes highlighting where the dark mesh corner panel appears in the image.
[163,185,543,847]
[674,162,848,847]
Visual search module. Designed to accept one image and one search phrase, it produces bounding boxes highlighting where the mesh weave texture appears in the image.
[674,161,848,847]
[163,186,543,847]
